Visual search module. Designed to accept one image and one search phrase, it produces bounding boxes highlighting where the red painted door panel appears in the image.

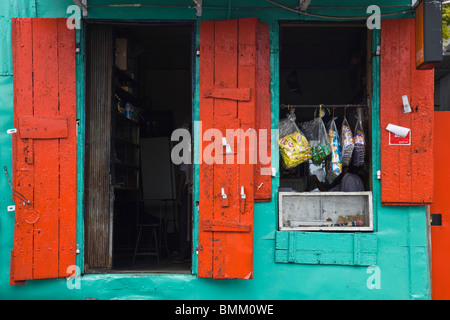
[198,18,270,279]
[10,18,77,285]
[431,112,450,300]
[380,19,434,205]
[254,21,272,201]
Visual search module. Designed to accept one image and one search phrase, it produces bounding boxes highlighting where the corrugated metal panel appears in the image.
[0,1,36,75]
[84,24,113,270]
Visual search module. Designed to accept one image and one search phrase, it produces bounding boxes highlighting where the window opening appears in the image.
[278,23,373,231]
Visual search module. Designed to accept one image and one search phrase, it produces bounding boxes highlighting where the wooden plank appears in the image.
[200,219,251,232]
[18,116,68,139]
[203,88,251,101]
[212,19,240,279]
[397,19,412,203]
[56,18,77,277]
[213,20,238,119]
[380,19,400,203]
[11,17,34,284]
[410,22,434,204]
[275,231,377,266]
[228,17,257,279]
[254,21,272,201]
[198,20,215,278]
[31,18,60,279]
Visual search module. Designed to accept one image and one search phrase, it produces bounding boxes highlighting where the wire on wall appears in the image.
[266,0,414,20]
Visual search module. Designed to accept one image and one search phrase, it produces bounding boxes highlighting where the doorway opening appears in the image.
[84,21,194,273]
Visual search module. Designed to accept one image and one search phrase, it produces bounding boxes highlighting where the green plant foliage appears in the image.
[443,5,450,41]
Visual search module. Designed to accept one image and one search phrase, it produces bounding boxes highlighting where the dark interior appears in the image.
[278,23,372,192]
[112,23,193,272]
[85,22,193,273]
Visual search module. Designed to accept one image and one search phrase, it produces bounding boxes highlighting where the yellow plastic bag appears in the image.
[278,111,311,169]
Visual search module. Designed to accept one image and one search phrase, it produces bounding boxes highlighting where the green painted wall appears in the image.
[0,0,431,300]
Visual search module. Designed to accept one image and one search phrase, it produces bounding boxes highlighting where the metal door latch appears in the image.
[221,187,229,207]
[240,186,246,199]
[3,166,33,206]
[221,188,227,199]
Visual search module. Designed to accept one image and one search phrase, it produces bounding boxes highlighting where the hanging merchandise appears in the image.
[309,161,326,183]
[353,117,365,167]
[300,107,331,165]
[341,117,354,166]
[279,109,312,169]
[326,118,342,183]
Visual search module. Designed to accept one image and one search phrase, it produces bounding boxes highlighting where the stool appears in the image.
[133,224,159,265]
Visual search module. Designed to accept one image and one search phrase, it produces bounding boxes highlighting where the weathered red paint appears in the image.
[203,88,251,101]
[19,116,68,139]
[10,18,77,285]
[254,21,271,202]
[380,19,434,205]
[198,18,269,279]
[431,112,450,300]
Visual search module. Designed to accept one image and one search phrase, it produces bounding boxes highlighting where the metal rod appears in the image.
[280,104,367,109]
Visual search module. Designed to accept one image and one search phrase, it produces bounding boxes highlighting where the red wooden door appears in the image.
[10,18,77,285]
[431,112,450,300]
[380,19,434,205]
[198,18,270,279]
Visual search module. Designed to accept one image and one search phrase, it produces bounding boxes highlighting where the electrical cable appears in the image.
[266,0,414,20]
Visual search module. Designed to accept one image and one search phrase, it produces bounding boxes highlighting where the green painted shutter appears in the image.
[275,231,377,266]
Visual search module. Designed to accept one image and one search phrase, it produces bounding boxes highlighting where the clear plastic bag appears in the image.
[352,118,365,167]
[309,160,326,183]
[326,118,342,183]
[300,116,331,165]
[278,111,311,169]
[341,118,354,166]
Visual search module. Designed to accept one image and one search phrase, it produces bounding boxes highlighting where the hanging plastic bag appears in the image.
[353,117,365,167]
[309,161,326,183]
[326,118,342,183]
[278,110,311,169]
[341,117,354,166]
[300,111,330,165]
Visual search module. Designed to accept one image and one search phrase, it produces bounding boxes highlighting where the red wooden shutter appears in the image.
[198,18,270,279]
[10,18,77,285]
[380,19,434,205]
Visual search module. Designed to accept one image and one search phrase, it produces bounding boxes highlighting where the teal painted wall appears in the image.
[0,0,431,300]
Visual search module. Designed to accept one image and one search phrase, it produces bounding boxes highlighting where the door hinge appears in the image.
[431,213,442,226]
[7,128,17,134]
[7,205,15,212]
[75,43,80,54]
[376,170,381,180]
[76,119,80,137]
[372,45,381,56]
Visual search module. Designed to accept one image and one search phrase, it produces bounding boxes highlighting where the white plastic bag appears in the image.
[341,118,354,166]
